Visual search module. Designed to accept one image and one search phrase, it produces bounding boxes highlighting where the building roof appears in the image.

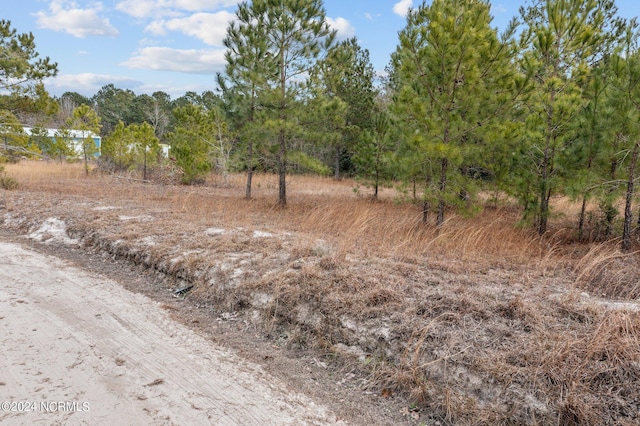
[23,127,101,140]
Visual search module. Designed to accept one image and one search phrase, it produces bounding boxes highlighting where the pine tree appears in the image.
[221,0,335,206]
[518,0,621,235]
[353,111,394,199]
[0,20,57,95]
[392,0,523,226]
[607,21,640,251]
[220,1,271,199]
[315,37,376,178]
[68,104,100,175]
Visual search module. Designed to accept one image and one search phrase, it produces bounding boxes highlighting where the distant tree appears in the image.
[353,111,394,199]
[51,127,74,164]
[91,84,135,136]
[168,105,213,184]
[56,92,90,127]
[128,94,153,126]
[27,124,50,155]
[315,37,376,178]
[172,91,221,110]
[68,104,101,175]
[168,103,233,185]
[102,121,133,170]
[302,90,348,176]
[148,91,172,140]
[1,83,59,127]
[130,122,159,181]
[208,105,234,185]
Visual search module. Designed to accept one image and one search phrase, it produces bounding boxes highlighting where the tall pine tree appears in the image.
[221,0,335,206]
[517,0,620,235]
[392,0,523,226]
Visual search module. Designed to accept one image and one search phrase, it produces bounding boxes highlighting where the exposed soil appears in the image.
[2,168,640,425]
[0,232,410,425]
[0,240,348,425]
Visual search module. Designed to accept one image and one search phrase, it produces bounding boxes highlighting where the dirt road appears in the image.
[0,241,342,425]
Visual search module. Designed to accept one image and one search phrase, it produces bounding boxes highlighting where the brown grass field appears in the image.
[2,160,640,425]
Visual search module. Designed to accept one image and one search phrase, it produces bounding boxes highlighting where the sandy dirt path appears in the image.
[0,241,343,426]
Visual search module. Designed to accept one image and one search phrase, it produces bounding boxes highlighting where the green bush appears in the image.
[0,166,18,190]
[0,176,18,190]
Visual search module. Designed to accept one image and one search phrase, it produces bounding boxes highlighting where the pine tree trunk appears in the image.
[84,145,89,176]
[622,141,639,252]
[373,141,381,200]
[245,139,253,200]
[246,92,256,200]
[578,139,596,240]
[278,47,287,207]
[539,151,551,236]
[334,144,340,180]
[422,173,431,224]
[374,169,379,199]
[437,157,448,227]
[578,196,587,241]
[539,87,558,236]
[278,127,286,207]
[422,201,429,224]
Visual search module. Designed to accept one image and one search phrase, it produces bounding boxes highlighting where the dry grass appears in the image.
[574,242,640,300]
[3,160,640,425]
[5,161,549,267]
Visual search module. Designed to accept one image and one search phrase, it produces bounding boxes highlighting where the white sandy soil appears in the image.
[0,241,342,426]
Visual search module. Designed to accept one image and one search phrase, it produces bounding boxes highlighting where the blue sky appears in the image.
[6,0,640,99]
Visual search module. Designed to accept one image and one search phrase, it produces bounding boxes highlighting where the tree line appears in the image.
[4,1,640,251]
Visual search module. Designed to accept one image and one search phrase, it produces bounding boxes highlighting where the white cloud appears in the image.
[114,0,160,19]
[145,11,235,46]
[121,47,226,73]
[492,4,508,14]
[174,0,239,11]
[46,72,212,98]
[46,73,142,95]
[35,0,119,38]
[393,0,413,17]
[115,0,239,18]
[145,20,168,35]
[326,17,355,40]
[365,13,373,21]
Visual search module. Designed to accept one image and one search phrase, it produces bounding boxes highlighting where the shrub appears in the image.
[0,166,18,190]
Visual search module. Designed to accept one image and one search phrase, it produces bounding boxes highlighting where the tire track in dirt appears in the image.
[0,242,343,425]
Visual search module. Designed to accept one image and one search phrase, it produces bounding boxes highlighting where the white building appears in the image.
[23,127,101,157]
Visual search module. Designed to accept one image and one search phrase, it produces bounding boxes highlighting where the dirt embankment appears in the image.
[2,179,640,425]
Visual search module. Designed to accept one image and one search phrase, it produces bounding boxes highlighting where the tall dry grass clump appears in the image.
[574,242,640,299]
[5,160,87,185]
[290,197,546,268]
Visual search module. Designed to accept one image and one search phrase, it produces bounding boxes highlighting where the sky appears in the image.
[6,0,640,100]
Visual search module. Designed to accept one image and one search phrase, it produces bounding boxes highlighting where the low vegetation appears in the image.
[0,165,18,190]
[2,161,639,425]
